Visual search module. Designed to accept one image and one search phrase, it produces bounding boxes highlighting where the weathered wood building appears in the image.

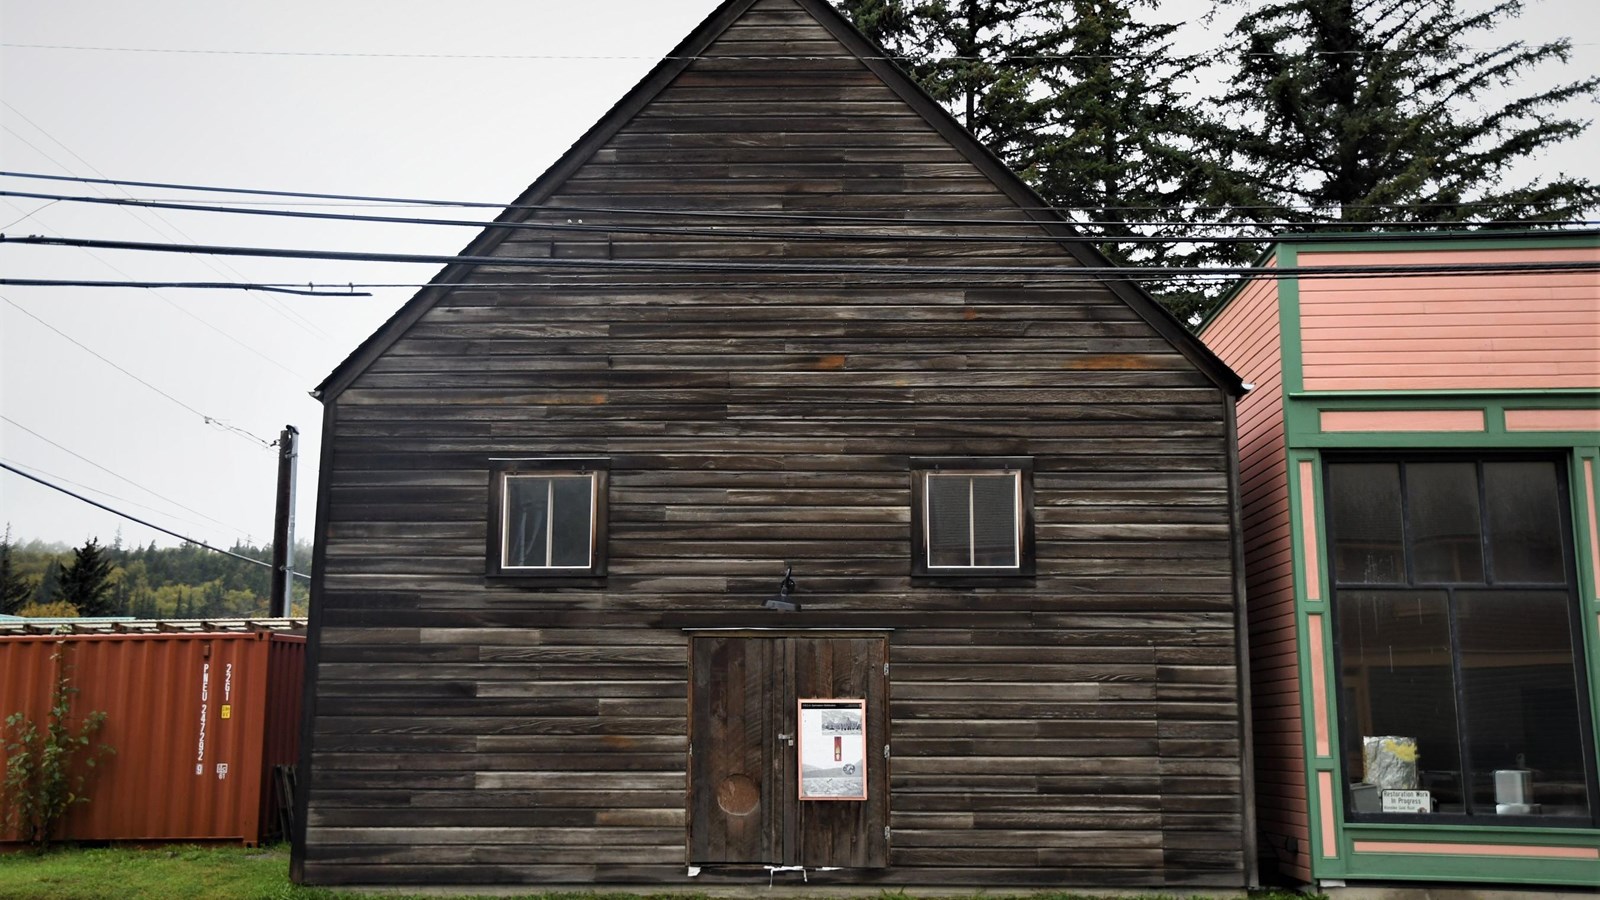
[293,0,1253,888]
[1200,232,1600,888]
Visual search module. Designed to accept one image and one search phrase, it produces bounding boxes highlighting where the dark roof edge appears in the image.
[793,0,1242,397]
[314,0,762,401]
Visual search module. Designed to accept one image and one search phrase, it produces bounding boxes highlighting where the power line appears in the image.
[0,295,277,450]
[4,41,1588,61]
[0,196,314,382]
[5,188,1594,243]
[8,233,1600,282]
[11,259,1600,294]
[2,102,337,342]
[1,278,368,296]
[0,456,247,539]
[65,194,1581,216]
[0,415,258,537]
[5,170,1588,223]
[0,460,310,580]
[1,200,56,230]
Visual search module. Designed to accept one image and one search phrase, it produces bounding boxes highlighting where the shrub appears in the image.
[2,645,114,849]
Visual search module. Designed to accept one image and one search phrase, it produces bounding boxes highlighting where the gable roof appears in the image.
[315,0,1242,401]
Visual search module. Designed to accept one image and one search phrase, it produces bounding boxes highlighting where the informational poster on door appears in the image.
[797,698,867,801]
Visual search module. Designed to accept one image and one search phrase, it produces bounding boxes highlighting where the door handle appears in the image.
[776,733,795,745]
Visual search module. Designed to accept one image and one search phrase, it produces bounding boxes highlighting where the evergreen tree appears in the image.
[1026,0,1246,321]
[0,535,292,621]
[1213,0,1599,226]
[836,0,1238,322]
[1,526,36,615]
[57,539,117,617]
[196,581,227,619]
[32,559,62,608]
[839,0,1073,162]
[129,587,157,620]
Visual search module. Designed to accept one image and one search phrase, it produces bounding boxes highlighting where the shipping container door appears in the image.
[688,635,888,869]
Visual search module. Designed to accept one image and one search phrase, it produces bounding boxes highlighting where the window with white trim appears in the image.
[487,458,608,578]
[911,458,1034,576]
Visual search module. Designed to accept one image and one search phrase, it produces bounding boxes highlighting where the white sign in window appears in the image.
[1381,790,1432,813]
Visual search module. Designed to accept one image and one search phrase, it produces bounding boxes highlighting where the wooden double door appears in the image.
[688,634,889,868]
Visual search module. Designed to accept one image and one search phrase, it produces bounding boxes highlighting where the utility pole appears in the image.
[269,425,298,617]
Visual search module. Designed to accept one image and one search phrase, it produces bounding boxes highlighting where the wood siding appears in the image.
[1201,270,1309,883]
[1298,246,1600,392]
[300,0,1246,889]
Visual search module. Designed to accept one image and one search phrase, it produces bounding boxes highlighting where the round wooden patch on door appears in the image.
[716,774,760,816]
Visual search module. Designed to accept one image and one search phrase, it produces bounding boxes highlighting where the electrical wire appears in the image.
[8,234,1600,281]
[0,278,367,296]
[4,41,1588,61]
[0,415,259,537]
[0,198,315,381]
[12,262,1600,293]
[0,456,249,539]
[6,170,1591,226]
[0,460,310,580]
[69,194,1587,216]
[6,188,1594,243]
[2,103,337,341]
[0,295,277,450]
[1,200,56,230]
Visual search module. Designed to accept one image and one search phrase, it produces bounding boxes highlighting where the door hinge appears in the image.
[883,744,891,759]
[884,825,891,842]
[883,661,890,676]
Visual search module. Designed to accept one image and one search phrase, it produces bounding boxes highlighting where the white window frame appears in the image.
[911,457,1034,577]
[487,458,608,579]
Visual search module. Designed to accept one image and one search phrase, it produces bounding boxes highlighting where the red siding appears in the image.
[0,632,304,846]
[258,636,305,843]
[1298,246,1600,391]
[1203,269,1310,884]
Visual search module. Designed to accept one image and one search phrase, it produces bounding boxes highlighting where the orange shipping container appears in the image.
[0,631,304,846]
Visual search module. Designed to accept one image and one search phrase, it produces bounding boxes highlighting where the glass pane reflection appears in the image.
[1327,463,1405,584]
[1484,461,1564,584]
[970,475,1018,567]
[925,475,972,567]
[1337,590,1464,813]
[1458,590,1589,818]
[1406,462,1483,583]
[505,476,552,568]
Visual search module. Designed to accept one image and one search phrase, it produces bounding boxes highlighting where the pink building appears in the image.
[1202,232,1600,888]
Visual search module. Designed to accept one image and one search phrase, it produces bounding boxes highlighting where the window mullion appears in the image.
[545,479,555,568]
[967,477,976,568]
[1013,471,1021,565]
[1398,462,1416,586]
[1443,585,1478,817]
[1477,460,1495,585]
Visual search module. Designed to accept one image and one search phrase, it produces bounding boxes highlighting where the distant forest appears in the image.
[1,527,310,620]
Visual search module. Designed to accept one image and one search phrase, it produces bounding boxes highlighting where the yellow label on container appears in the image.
[220,705,232,719]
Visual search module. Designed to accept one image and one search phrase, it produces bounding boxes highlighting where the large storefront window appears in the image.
[1326,457,1597,824]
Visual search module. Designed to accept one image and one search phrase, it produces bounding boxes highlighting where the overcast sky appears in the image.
[2,0,1595,555]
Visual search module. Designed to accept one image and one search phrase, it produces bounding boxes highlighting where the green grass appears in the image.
[0,844,1317,900]
[0,844,314,899]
